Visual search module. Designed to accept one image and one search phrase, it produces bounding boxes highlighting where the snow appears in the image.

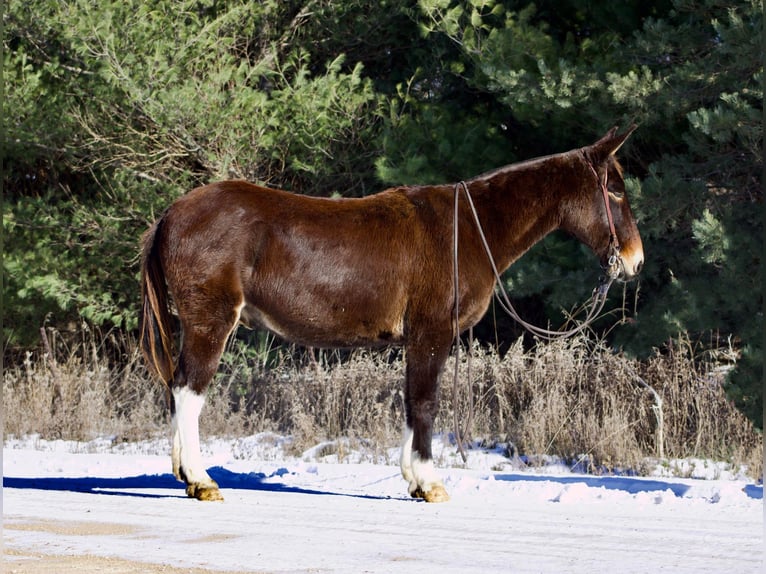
[3,433,764,573]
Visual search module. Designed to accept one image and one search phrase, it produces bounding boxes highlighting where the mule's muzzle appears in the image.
[612,249,644,281]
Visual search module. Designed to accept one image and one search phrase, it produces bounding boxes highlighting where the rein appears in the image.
[450,156,623,460]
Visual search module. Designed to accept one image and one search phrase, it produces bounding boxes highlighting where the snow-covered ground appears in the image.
[3,433,763,573]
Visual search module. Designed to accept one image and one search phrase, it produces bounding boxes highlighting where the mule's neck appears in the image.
[464,150,584,273]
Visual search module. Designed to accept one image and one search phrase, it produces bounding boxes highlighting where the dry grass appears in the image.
[3,328,762,478]
[3,328,167,442]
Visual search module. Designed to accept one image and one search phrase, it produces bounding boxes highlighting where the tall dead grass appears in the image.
[3,328,762,478]
[3,328,166,442]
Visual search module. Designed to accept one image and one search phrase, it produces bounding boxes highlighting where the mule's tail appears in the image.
[140,217,175,385]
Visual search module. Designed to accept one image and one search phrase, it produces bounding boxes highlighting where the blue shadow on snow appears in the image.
[743,484,763,499]
[494,472,763,500]
[2,466,392,501]
[5,468,761,501]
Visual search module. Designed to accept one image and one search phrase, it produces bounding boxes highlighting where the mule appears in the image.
[140,126,644,502]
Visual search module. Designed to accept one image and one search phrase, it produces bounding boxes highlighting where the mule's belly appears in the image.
[239,298,406,348]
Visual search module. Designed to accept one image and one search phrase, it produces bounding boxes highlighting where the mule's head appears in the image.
[567,126,644,281]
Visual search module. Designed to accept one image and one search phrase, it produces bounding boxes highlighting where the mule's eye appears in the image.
[608,186,624,200]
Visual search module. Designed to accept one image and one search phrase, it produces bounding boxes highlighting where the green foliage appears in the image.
[3,173,179,344]
[376,99,510,184]
[24,0,380,193]
[3,0,762,427]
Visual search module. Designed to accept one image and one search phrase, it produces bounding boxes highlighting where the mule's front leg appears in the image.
[400,341,451,503]
[171,386,223,501]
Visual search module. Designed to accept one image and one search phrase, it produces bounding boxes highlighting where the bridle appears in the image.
[584,151,623,281]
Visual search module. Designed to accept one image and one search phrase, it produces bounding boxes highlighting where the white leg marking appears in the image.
[171,411,181,480]
[173,387,215,488]
[400,426,415,490]
[400,425,447,500]
[411,452,444,495]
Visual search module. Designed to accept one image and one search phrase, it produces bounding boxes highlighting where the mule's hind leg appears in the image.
[400,337,451,502]
[171,385,220,500]
[171,300,243,501]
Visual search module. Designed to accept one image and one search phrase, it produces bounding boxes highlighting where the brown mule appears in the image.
[140,126,644,502]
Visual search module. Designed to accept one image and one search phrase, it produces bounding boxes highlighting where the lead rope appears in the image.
[451,164,622,461]
[452,183,474,463]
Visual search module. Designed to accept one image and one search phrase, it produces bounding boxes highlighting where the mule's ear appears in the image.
[592,124,637,158]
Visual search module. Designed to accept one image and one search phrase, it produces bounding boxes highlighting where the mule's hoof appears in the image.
[410,484,450,503]
[186,483,224,502]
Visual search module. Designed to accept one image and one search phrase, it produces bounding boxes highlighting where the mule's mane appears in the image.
[468,148,581,183]
[467,146,622,185]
